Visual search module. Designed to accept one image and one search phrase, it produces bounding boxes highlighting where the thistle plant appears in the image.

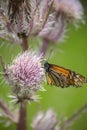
[0,0,87,130]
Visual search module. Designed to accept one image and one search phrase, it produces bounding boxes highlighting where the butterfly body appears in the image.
[44,62,87,88]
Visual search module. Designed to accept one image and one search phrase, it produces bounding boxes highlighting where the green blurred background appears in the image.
[0,0,87,130]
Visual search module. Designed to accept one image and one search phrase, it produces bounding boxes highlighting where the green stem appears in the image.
[17,102,27,130]
[21,37,29,51]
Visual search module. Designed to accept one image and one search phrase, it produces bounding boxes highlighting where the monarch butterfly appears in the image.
[44,62,87,88]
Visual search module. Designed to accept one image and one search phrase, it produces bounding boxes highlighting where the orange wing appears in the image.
[46,72,55,85]
[46,64,87,87]
[50,64,70,77]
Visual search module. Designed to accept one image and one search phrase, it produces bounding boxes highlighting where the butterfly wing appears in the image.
[46,64,87,88]
[46,72,55,85]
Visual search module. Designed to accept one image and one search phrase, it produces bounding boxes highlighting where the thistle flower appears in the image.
[5,51,44,102]
[8,0,32,37]
[53,0,84,23]
[0,0,33,44]
[39,12,66,42]
[39,0,84,42]
[30,0,53,35]
[32,109,59,130]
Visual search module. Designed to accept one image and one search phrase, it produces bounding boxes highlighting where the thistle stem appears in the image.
[60,103,87,130]
[21,37,29,51]
[0,99,17,123]
[40,39,49,57]
[17,102,27,130]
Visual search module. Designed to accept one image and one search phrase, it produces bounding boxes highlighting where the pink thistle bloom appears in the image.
[32,109,59,130]
[53,0,84,23]
[39,0,84,42]
[39,12,66,42]
[6,51,44,101]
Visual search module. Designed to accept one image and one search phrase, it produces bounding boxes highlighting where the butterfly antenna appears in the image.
[47,47,54,61]
[42,48,53,68]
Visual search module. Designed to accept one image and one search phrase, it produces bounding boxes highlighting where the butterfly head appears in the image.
[44,62,50,72]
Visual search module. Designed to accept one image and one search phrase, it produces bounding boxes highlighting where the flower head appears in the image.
[32,109,59,130]
[6,51,44,101]
[0,0,33,44]
[8,0,32,37]
[39,0,84,42]
[53,0,84,23]
[39,12,66,42]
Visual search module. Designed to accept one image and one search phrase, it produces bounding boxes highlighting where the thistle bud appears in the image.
[32,109,59,130]
[53,0,84,23]
[39,12,66,42]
